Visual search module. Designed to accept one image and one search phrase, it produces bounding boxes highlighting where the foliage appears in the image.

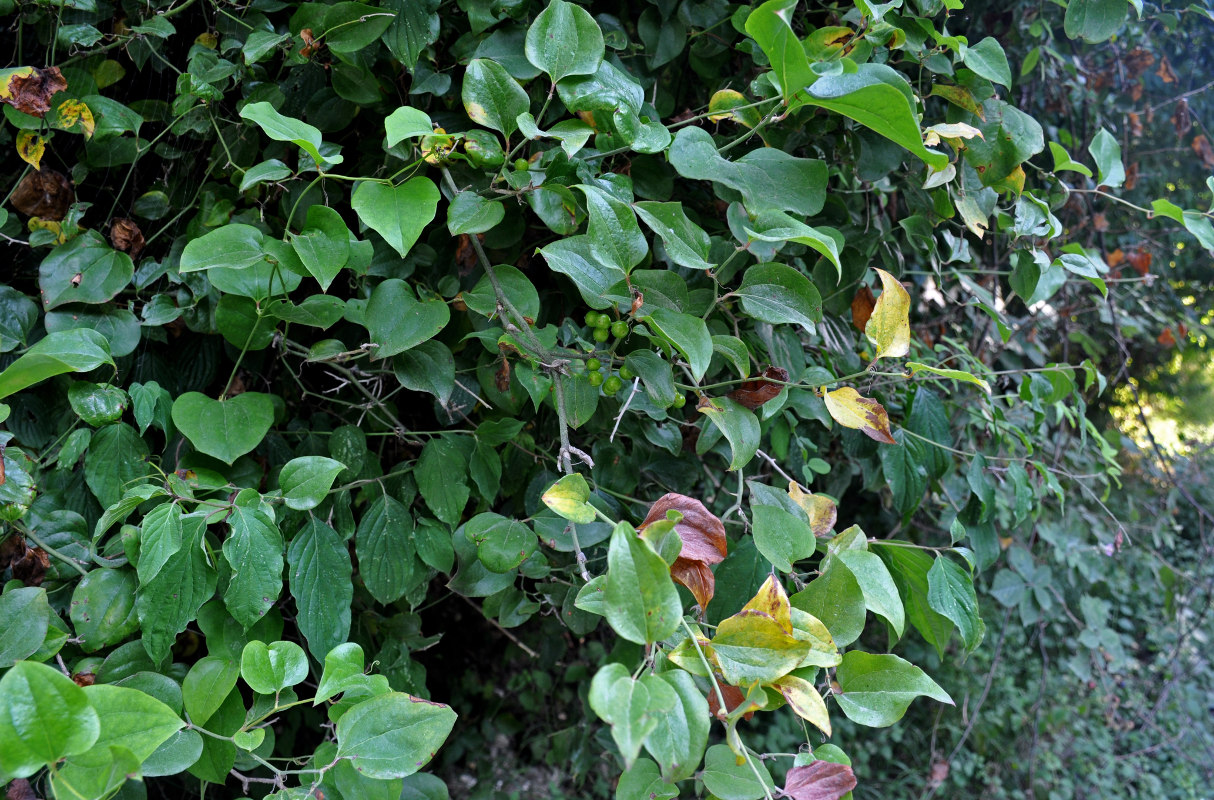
[1,0,1212,798]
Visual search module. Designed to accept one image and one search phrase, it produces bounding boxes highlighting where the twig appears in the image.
[755,449,803,491]
[609,378,641,442]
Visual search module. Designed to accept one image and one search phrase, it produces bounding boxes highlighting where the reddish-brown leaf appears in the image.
[0,533,24,567]
[6,778,39,800]
[670,559,715,611]
[1,67,68,117]
[11,544,50,587]
[708,683,755,721]
[1124,161,1139,191]
[1126,249,1151,276]
[640,493,727,610]
[1192,135,1214,170]
[1156,54,1177,84]
[10,168,74,220]
[72,671,97,687]
[1171,99,1191,138]
[1127,112,1144,139]
[783,761,858,800]
[110,217,145,259]
[1158,327,1176,347]
[728,366,790,410]
[1122,48,1154,78]
[851,284,876,331]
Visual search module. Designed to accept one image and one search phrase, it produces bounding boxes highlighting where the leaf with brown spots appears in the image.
[11,168,74,220]
[823,387,897,444]
[783,761,858,800]
[788,482,837,536]
[53,99,95,138]
[16,131,45,170]
[727,366,789,410]
[0,66,68,117]
[111,218,145,259]
[639,493,727,610]
[851,284,875,331]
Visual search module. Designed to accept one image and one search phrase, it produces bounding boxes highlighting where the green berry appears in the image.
[593,327,610,342]
[586,358,602,371]
[618,365,634,381]
[603,375,624,395]
[584,310,600,326]
[672,393,686,409]
[593,313,612,329]
[513,158,530,171]
[610,320,628,338]
[587,370,604,387]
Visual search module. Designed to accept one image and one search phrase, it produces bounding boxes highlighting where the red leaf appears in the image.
[783,761,858,800]
[850,285,876,331]
[728,366,790,410]
[640,494,726,566]
[708,683,755,721]
[670,558,715,612]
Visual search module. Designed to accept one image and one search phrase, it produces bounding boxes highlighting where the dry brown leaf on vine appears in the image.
[1192,135,1214,170]
[1127,249,1151,275]
[783,761,858,800]
[708,683,756,721]
[1171,99,1191,138]
[822,387,897,445]
[1122,48,1155,78]
[11,168,74,220]
[639,493,726,610]
[851,284,875,331]
[0,66,68,117]
[727,365,789,410]
[111,218,145,259]
[1156,54,1177,84]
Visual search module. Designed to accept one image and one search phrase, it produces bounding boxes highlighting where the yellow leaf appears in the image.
[773,674,832,736]
[707,89,761,128]
[789,608,841,667]
[16,131,45,170]
[27,217,66,244]
[741,575,793,634]
[787,482,837,536]
[822,387,897,444]
[923,122,984,147]
[54,99,95,139]
[864,268,911,360]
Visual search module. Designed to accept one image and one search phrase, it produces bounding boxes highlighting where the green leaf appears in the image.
[1088,128,1125,189]
[288,518,353,661]
[752,504,816,573]
[711,610,812,686]
[836,549,905,637]
[735,262,822,329]
[541,473,597,523]
[1064,0,1126,42]
[238,158,291,191]
[927,557,985,652]
[0,284,38,353]
[906,362,991,393]
[240,101,334,167]
[878,431,928,516]
[744,211,844,279]
[279,456,346,511]
[171,392,275,465]
[382,0,439,69]
[1049,142,1094,177]
[83,423,151,509]
[53,684,183,798]
[604,522,682,644]
[355,495,416,604]
[524,0,604,81]
[462,58,530,138]
[744,0,815,101]
[465,513,538,573]
[965,99,1044,186]
[792,558,866,647]
[182,656,239,725]
[876,544,953,658]
[577,184,648,274]
[0,328,113,401]
[701,743,775,800]
[135,502,182,587]
[137,513,216,664]
[643,307,711,381]
[464,264,539,322]
[588,664,677,769]
[221,495,284,629]
[385,106,434,146]
[0,587,51,668]
[634,201,713,270]
[336,692,457,778]
[179,223,266,273]
[316,643,373,705]
[241,640,308,694]
[617,758,679,800]
[624,349,676,407]
[352,177,441,259]
[834,651,953,727]
[697,397,760,471]
[39,231,134,310]
[67,381,128,426]
[323,2,395,53]
[69,568,139,652]
[961,37,1012,88]
[642,670,710,782]
[795,64,948,170]
[538,235,627,309]
[416,437,470,526]
[447,192,505,235]
[292,205,351,291]
[364,278,451,359]
[0,661,100,779]
[393,340,455,405]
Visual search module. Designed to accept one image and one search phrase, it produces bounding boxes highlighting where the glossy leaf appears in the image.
[336,692,457,778]
[604,522,682,644]
[462,58,529,137]
[0,661,101,778]
[278,456,346,511]
[0,328,113,400]
[352,178,441,259]
[524,0,604,81]
[822,387,896,445]
[172,392,275,465]
[735,263,822,329]
[241,640,308,694]
[834,651,953,727]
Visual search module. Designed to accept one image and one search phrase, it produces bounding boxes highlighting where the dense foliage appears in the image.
[1,0,1212,798]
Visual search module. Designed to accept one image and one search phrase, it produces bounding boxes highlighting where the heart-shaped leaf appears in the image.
[364,278,450,359]
[171,392,275,464]
[351,178,440,258]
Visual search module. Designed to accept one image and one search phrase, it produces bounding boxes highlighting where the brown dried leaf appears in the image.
[1122,48,1155,78]
[72,671,97,687]
[1156,54,1177,84]
[12,546,50,586]
[10,168,74,220]
[110,217,145,259]
[455,234,478,274]
[1127,248,1151,276]
[494,356,511,393]
[708,684,755,721]
[1,67,68,117]
[0,533,24,567]
[727,366,790,410]
[1158,327,1176,347]
[6,778,39,800]
[1092,213,1109,232]
[1124,161,1139,191]
[640,493,727,610]
[851,285,876,331]
[1192,135,1214,170]
[783,761,858,800]
[1171,99,1191,138]
[1127,111,1143,139]
[670,559,715,612]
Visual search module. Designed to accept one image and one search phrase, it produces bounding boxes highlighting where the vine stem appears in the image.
[17,524,89,577]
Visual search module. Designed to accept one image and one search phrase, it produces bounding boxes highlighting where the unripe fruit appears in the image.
[603,375,624,395]
[513,158,530,171]
[610,320,628,338]
[672,393,686,409]
[593,327,610,342]
[586,358,602,371]
[593,313,612,329]
[588,370,604,387]
[584,310,600,326]
[618,365,634,381]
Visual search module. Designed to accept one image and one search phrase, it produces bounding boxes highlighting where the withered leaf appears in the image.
[708,683,755,721]
[1192,135,1214,171]
[727,365,789,410]
[1,66,68,117]
[111,217,145,259]
[788,482,838,537]
[1156,54,1177,84]
[783,761,858,800]
[822,387,897,445]
[5,778,39,800]
[72,671,97,687]
[640,493,727,610]
[11,168,74,220]
[851,284,875,331]
[0,533,24,567]
[12,546,50,586]
[1171,100,1191,138]
[1127,248,1151,276]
